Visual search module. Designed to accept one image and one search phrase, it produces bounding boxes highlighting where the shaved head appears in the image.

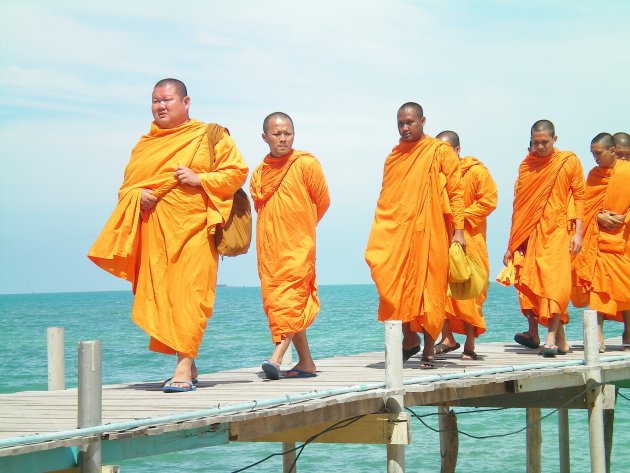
[398,102,423,120]
[613,132,630,147]
[436,130,460,148]
[263,112,294,133]
[531,119,555,138]
[154,78,188,98]
[591,132,614,148]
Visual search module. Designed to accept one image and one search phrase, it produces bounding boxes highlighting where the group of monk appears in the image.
[88,78,630,391]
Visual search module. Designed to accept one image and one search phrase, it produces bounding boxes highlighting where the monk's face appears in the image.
[614,144,630,161]
[262,118,294,158]
[590,142,616,168]
[151,84,190,129]
[530,130,557,158]
[397,108,425,142]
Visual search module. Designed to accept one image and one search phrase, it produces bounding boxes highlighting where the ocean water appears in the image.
[0,284,628,472]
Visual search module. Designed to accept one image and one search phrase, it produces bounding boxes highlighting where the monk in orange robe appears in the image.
[572,133,630,351]
[613,132,630,160]
[250,112,330,380]
[88,79,248,392]
[365,102,465,368]
[434,131,497,360]
[500,119,585,357]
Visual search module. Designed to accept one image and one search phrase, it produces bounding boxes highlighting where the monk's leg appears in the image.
[402,322,421,350]
[287,330,316,374]
[436,320,458,350]
[423,332,435,359]
[555,323,570,353]
[269,335,294,366]
[622,311,630,350]
[597,312,606,352]
[170,353,195,388]
[462,322,476,356]
[544,313,561,348]
[515,309,540,348]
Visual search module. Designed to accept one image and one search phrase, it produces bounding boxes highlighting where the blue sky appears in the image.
[0,0,628,294]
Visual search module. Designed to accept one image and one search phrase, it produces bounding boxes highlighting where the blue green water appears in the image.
[0,284,628,472]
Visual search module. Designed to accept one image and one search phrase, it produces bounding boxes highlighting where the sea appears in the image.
[0,283,628,472]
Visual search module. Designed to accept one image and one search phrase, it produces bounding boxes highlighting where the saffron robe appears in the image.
[365,136,464,340]
[572,159,630,320]
[445,157,497,336]
[88,119,248,357]
[500,149,585,325]
[250,151,330,343]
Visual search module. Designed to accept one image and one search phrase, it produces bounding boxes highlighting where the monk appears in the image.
[434,131,497,360]
[88,78,248,392]
[500,119,585,357]
[613,132,630,160]
[572,133,630,351]
[365,102,465,369]
[250,112,330,380]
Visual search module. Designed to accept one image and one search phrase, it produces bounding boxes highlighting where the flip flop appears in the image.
[282,368,317,378]
[419,357,437,370]
[621,343,630,352]
[542,345,558,358]
[261,360,281,380]
[461,349,478,360]
[514,332,540,349]
[434,342,461,355]
[402,345,420,362]
[162,377,198,387]
[162,380,196,393]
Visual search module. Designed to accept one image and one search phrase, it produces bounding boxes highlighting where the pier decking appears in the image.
[1,337,629,472]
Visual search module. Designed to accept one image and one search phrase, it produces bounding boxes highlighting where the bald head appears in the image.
[591,132,614,148]
[613,132,630,160]
[263,112,294,133]
[531,119,555,138]
[398,102,423,120]
[154,78,187,98]
[436,130,460,148]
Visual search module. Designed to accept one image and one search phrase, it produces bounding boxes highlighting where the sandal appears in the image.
[461,349,478,360]
[419,357,437,369]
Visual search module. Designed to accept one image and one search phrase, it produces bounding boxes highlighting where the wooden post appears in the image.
[526,408,541,473]
[282,441,297,473]
[558,408,570,473]
[438,405,458,473]
[603,406,615,473]
[47,327,65,391]
[77,340,102,473]
[384,321,404,473]
[583,309,606,473]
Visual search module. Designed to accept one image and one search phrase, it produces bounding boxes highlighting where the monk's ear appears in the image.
[420,116,426,126]
[553,135,558,144]
[183,95,190,111]
[262,132,269,144]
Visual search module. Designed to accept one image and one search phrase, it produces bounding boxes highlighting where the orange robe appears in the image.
[503,149,585,325]
[572,159,630,321]
[365,136,464,340]
[88,120,248,357]
[445,157,497,336]
[250,151,330,343]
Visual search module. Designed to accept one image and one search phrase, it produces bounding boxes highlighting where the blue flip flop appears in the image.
[261,360,281,380]
[162,380,196,393]
[282,368,317,378]
[162,377,198,387]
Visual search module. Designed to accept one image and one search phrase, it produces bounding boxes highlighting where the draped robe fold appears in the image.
[445,157,497,336]
[572,159,630,321]
[250,151,330,343]
[501,149,585,325]
[365,137,464,340]
[88,119,248,357]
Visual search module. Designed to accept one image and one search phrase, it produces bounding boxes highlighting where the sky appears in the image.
[0,0,628,294]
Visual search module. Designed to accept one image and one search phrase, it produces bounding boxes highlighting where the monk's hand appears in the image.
[451,229,466,252]
[569,232,582,256]
[597,211,624,230]
[503,249,513,266]
[175,166,201,187]
[140,189,157,211]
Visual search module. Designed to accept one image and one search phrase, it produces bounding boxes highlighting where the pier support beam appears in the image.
[282,442,297,473]
[526,408,541,473]
[47,327,65,391]
[384,321,405,473]
[603,407,614,473]
[583,310,606,473]
[438,405,458,473]
[558,408,570,473]
[77,340,102,473]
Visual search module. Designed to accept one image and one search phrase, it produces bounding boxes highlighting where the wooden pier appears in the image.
[1,320,629,472]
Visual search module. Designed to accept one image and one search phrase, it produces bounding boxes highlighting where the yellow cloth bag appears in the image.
[447,243,489,300]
